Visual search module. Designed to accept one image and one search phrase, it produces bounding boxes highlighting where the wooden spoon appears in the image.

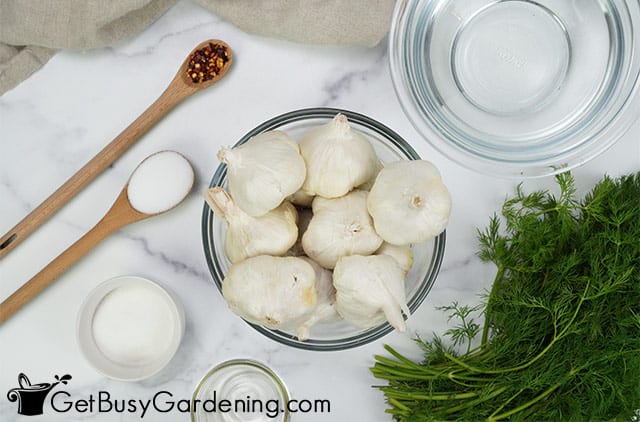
[0,151,195,324]
[0,39,232,259]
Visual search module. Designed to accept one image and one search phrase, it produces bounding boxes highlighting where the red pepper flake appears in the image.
[186,42,230,83]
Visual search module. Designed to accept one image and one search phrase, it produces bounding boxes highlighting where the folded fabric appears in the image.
[0,0,395,95]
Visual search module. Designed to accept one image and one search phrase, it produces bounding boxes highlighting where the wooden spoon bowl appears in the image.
[169,39,233,99]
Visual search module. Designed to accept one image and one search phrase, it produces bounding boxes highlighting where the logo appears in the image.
[7,373,72,416]
[5,372,330,418]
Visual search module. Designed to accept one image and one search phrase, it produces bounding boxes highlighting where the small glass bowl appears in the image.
[201,107,446,351]
[390,0,640,178]
[76,276,184,381]
[191,359,290,422]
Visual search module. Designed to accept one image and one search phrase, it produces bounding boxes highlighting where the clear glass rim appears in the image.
[190,359,291,421]
[200,107,446,351]
[389,0,640,178]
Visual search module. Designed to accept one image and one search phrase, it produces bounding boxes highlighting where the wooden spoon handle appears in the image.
[0,219,116,324]
[0,82,190,259]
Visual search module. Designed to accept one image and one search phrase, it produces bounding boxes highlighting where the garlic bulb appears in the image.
[299,114,378,198]
[296,257,339,340]
[376,242,414,275]
[218,130,306,216]
[205,187,298,263]
[302,190,382,269]
[367,160,451,245]
[222,255,317,329]
[333,255,409,332]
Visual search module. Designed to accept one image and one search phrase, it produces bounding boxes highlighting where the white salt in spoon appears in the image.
[0,151,194,324]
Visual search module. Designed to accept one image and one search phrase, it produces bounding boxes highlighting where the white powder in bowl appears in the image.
[127,151,194,214]
[91,283,175,366]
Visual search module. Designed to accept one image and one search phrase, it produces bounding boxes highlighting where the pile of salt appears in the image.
[91,282,175,366]
[127,151,194,215]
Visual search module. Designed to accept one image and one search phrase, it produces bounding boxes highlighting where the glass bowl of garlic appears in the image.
[202,107,446,351]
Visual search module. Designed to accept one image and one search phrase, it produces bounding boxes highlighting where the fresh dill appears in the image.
[371,172,640,421]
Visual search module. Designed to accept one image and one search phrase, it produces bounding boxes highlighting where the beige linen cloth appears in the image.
[0,0,395,95]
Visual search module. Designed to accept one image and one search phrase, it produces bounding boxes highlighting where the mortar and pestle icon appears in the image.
[7,373,71,416]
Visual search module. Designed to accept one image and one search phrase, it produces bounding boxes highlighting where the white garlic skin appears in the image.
[302,190,383,269]
[376,242,414,275]
[218,130,306,217]
[333,254,409,332]
[367,160,451,245]
[299,114,378,198]
[296,257,340,340]
[205,187,298,263]
[222,255,317,329]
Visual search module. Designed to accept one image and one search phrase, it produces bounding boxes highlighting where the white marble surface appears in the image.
[1,1,639,421]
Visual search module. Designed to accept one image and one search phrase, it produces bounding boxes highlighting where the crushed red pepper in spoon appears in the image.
[187,42,231,83]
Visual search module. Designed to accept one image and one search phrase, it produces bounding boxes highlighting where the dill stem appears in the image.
[383,390,480,401]
[445,378,483,389]
[481,266,505,345]
[383,344,425,367]
[371,366,442,381]
[375,352,424,369]
[373,355,421,370]
[488,387,526,420]
[372,357,446,375]
[489,381,563,421]
[372,365,486,384]
[442,386,508,415]
[387,398,411,412]
[373,358,489,383]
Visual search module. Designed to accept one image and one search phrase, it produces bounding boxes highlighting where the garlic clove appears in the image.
[333,255,409,332]
[296,257,340,340]
[376,242,414,275]
[222,255,317,329]
[289,188,315,207]
[218,130,306,217]
[302,190,383,269]
[205,187,298,263]
[367,160,451,245]
[299,114,378,198]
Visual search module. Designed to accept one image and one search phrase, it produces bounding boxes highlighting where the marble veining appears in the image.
[117,232,211,280]
[1,1,639,421]
[320,45,388,105]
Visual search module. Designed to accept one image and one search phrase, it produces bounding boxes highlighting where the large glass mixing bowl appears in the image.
[201,108,445,351]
